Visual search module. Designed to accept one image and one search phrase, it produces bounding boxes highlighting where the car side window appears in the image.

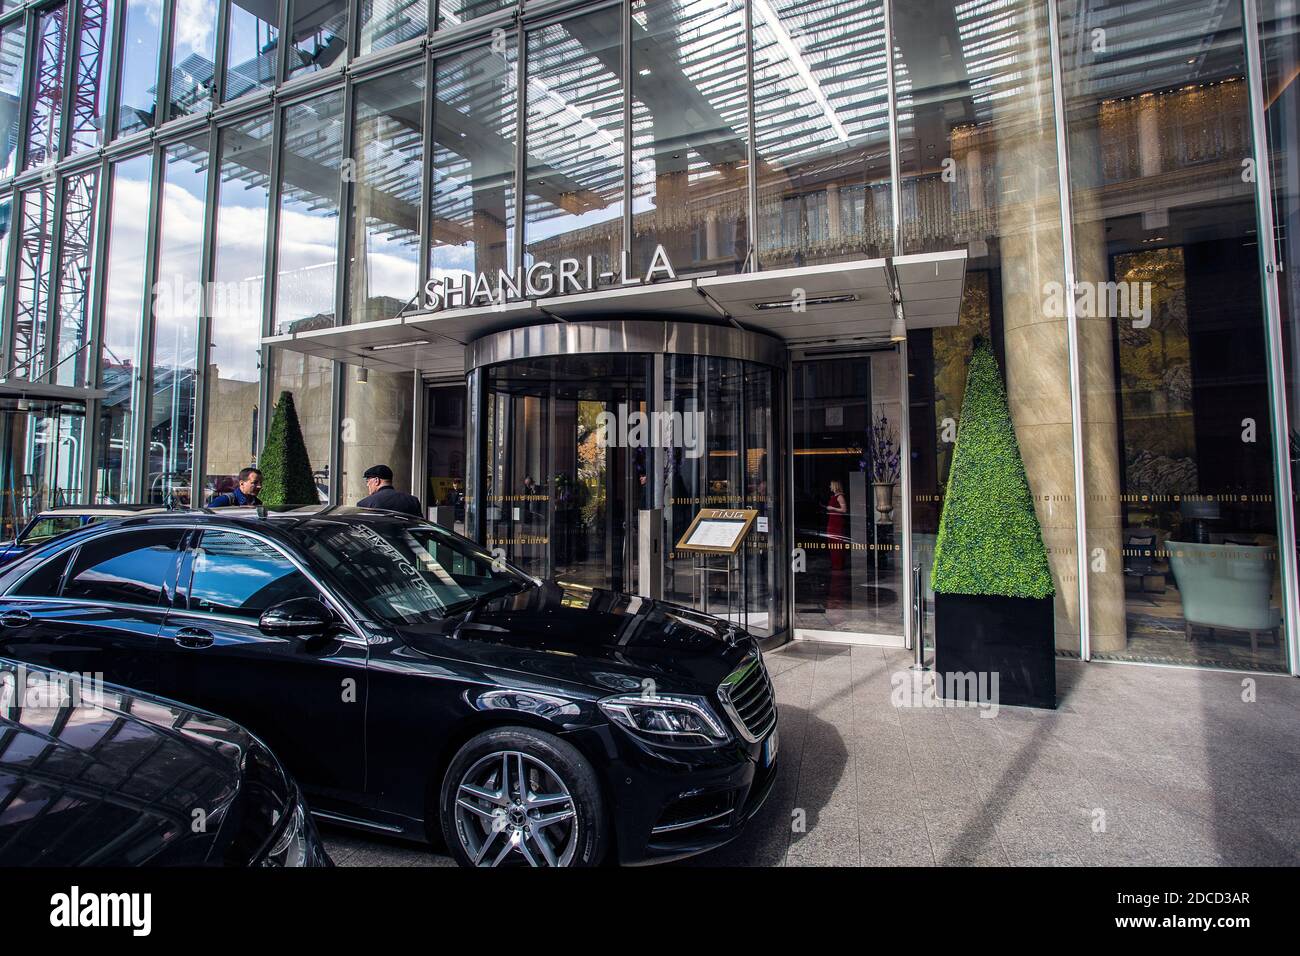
[62,529,187,605]
[10,551,72,597]
[185,530,319,619]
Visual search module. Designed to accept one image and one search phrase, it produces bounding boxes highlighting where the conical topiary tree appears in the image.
[930,337,1055,600]
[259,390,319,506]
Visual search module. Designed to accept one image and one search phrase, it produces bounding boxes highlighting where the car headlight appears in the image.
[259,799,310,868]
[598,693,729,748]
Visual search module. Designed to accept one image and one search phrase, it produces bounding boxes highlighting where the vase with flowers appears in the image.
[859,413,900,523]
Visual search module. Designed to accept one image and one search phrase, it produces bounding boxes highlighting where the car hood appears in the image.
[0,659,292,866]
[394,580,756,696]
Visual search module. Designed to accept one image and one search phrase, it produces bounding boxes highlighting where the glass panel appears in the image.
[167,0,219,118]
[63,527,185,604]
[742,364,781,638]
[0,193,12,332]
[11,184,56,381]
[429,41,517,286]
[436,0,513,31]
[268,348,333,502]
[663,355,744,614]
[97,153,153,503]
[206,113,272,500]
[0,19,26,178]
[146,135,209,506]
[341,368,414,504]
[117,0,164,136]
[223,0,280,102]
[1260,0,1300,665]
[69,0,116,153]
[753,0,892,266]
[54,169,101,388]
[792,354,902,637]
[26,3,70,169]
[347,66,424,324]
[631,0,749,276]
[523,8,624,273]
[187,530,316,616]
[274,90,345,333]
[286,0,348,81]
[0,400,86,535]
[358,0,425,57]
[483,354,648,589]
[426,384,466,533]
[898,0,1081,655]
[12,550,72,596]
[1059,0,1288,671]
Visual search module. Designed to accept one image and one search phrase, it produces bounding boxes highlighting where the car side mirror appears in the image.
[259,597,335,638]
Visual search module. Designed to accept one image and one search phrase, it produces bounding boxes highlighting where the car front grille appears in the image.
[718,650,777,743]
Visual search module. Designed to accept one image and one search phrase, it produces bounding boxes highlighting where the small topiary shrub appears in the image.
[259,390,319,506]
[930,338,1055,600]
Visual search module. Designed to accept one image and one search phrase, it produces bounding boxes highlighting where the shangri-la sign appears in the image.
[423,245,677,312]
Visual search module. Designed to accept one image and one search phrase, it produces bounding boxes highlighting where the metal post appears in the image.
[883,0,902,254]
[743,0,759,271]
[1241,0,1300,676]
[1045,0,1093,661]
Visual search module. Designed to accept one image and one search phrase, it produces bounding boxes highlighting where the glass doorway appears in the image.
[0,398,86,539]
[472,333,787,640]
[482,354,647,593]
[792,350,906,642]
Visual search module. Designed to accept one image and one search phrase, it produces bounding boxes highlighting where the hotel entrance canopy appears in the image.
[262,249,967,376]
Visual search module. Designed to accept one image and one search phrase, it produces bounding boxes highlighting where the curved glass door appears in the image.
[478,350,786,639]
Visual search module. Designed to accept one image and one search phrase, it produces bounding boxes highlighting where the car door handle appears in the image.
[0,610,32,628]
[174,626,214,649]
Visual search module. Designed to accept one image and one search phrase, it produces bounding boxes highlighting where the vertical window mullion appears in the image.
[58,0,81,160]
[155,0,175,128]
[191,122,222,508]
[103,0,125,139]
[258,103,285,451]
[419,46,434,294]
[15,9,37,172]
[130,144,164,502]
[213,0,230,106]
[82,155,113,501]
[512,19,524,273]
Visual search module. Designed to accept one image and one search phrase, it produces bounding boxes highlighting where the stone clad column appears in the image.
[990,0,1124,653]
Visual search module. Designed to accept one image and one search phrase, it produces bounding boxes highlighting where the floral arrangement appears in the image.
[859,413,900,484]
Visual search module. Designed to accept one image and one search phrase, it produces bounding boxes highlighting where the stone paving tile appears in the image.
[325,641,1300,867]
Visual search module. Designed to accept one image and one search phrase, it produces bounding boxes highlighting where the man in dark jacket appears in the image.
[208,467,263,508]
[357,464,423,517]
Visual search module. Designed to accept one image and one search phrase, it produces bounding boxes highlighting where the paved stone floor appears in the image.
[322,641,1300,866]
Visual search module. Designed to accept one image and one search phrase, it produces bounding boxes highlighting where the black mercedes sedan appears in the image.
[0,508,778,867]
[0,657,330,866]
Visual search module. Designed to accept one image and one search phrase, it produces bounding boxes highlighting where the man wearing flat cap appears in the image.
[357,464,423,517]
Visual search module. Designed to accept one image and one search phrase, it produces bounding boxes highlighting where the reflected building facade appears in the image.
[0,0,1297,677]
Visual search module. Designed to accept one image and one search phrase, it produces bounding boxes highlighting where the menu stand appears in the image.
[676,508,759,633]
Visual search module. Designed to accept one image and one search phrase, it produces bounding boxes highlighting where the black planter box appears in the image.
[934,592,1056,709]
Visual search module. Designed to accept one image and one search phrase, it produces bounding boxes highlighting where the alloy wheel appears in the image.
[452,750,579,866]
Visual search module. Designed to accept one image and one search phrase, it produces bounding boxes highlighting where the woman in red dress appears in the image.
[825,480,848,570]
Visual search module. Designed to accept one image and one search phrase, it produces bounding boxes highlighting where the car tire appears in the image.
[439,726,607,867]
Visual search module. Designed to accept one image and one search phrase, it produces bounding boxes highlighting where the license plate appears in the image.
[762,727,779,767]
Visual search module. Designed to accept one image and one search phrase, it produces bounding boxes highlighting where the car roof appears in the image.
[29,505,169,518]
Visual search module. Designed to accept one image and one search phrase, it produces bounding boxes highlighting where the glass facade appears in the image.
[0,0,1292,673]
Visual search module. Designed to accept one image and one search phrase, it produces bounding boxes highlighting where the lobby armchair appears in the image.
[1166,541,1281,653]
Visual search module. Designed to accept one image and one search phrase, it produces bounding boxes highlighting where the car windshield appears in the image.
[296,519,533,626]
[21,515,107,544]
